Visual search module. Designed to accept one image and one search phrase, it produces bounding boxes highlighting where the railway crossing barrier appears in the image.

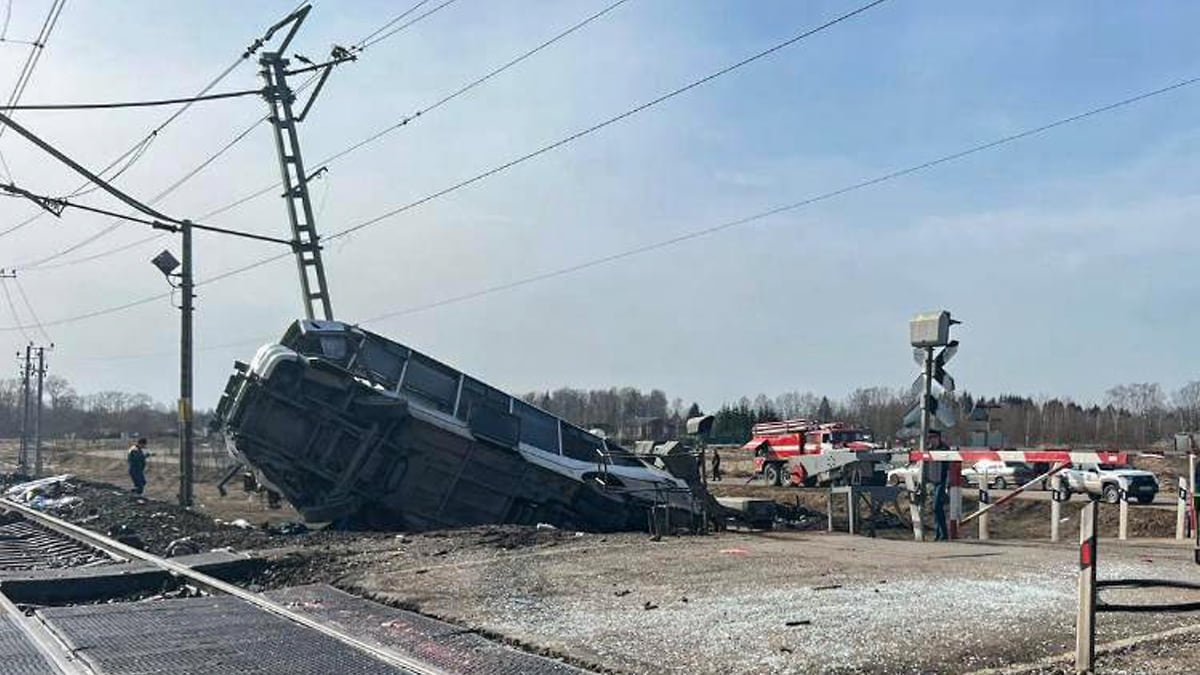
[1075,498,1098,673]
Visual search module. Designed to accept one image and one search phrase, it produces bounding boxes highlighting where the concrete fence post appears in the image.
[1118,489,1129,541]
[1051,497,1062,543]
[827,489,834,533]
[1075,499,1098,674]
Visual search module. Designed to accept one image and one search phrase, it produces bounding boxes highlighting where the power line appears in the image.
[10,70,323,269]
[0,87,264,111]
[15,115,268,270]
[0,0,65,180]
[41,69,1188,336]
[9,0,614,269]
[0,5,288,239]
[353,76,1200,322]
[1,0,12,41]
[4,39,1194,336]
[0,0,65,135]
[11,274,50,343]
[355,0,459,52]
[0,274,30,342]
[0,181,297,247]
[327,0,892,242]
[191,0,631,224]
[354,0,431,48]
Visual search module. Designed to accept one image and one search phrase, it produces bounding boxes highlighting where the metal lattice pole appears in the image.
[258,6,339,321]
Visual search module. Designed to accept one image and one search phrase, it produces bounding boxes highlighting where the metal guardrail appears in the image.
[0,498,447,675]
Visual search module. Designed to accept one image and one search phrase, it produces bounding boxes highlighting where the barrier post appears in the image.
[827,489,834,532]
[1075,499,1098,674]
[1118,489,1129,541]
[978,486,990,541]
[847,489,857,536]
[1051,496,1062,543]
[905,469,923,542]
[1177,477,1188,540]
[948,461,962,539]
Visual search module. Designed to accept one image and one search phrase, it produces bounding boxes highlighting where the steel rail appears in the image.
[0,497,448,675]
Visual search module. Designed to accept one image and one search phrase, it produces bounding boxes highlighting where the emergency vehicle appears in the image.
[742,419,881,486]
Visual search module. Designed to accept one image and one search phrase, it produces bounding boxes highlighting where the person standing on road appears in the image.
[127,438,149,495]
[711,449,723,482]
[928,430,951,541]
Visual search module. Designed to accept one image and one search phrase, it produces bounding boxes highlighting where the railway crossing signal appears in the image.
[906,311,962,448]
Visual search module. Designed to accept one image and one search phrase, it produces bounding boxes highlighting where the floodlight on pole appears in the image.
[151,250,181,278]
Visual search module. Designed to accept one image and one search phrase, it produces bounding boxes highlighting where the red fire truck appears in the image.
[742,419,881,486]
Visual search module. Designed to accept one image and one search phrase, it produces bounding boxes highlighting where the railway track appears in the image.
[0,498,450,675]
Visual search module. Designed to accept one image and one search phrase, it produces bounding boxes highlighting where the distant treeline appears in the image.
[2,374,1193,451]
[0,375,182,439]
[526,381,1200,449]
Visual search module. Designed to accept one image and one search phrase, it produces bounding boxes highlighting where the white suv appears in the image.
[1059,463,1159,504]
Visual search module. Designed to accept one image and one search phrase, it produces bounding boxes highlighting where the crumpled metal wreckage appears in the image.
[212,320,709,532]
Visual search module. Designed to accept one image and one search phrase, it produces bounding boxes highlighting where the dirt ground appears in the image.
[5,438,1200,673]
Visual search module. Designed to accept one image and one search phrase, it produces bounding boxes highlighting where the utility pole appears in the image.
[179,221,194,507]
[259,4,342,321]
[17,343,31,475]
[33,345,48,477]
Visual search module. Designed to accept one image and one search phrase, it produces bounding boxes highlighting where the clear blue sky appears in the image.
[0,0,1198,410]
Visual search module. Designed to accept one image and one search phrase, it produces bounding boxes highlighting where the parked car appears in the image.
[885,462,919,487]
[961,460,1017,489]
[1059,463,1159,504]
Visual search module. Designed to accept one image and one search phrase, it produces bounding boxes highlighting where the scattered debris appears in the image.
[3,474,83,515]
[165,536,200,557]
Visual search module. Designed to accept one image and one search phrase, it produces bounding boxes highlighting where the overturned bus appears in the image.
[212,320,705,531]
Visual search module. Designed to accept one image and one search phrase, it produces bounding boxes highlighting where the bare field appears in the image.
[0,438,299,525]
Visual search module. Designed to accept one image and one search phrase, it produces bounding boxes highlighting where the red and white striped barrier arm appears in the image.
[961,462,1069,525]
[911,448,1126,465]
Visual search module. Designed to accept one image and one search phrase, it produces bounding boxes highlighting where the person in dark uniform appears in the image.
[928,430,951,541]
[127,438,149,495]
[711,449,723,482]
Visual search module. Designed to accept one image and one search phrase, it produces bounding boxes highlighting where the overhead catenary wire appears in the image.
[0,87,264,111]
[9,70,1192,338]
[15,68,328,270]
[1,0,12,41]
[0,4,290,239]
[0,0,65,180]
[15,115,270,270]
[327,0,893,242]
[11,274,50,343]
[0,181,297,247]
[353,0,431,48]
[0,274,30,342]
[17,0,623,269]
[354,0,459,52]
